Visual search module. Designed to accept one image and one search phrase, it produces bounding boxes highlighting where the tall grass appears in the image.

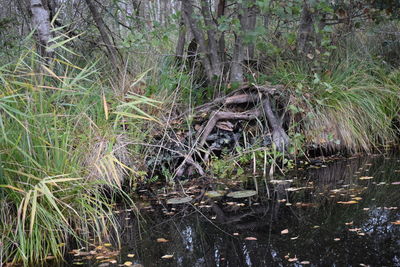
[268,30,400,152]
[0,44,159,264]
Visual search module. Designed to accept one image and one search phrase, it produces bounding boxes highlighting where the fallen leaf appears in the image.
[290,236,299,240]
[391,181,400,185]
[345,221,353,225]
[244,237,257,241]
[337,201,358,205]
[300,261,311,264]
[103,243,112,247]
[359,176,374,180]
[233,233,240,236]
[391,220,400,225]
[161,254,174,259]
[156,238,169,243]
[127,254,135,258]
[288,257,298,262]
[281,229,289,235]
[334,238,340,241]
[123,261,133,266]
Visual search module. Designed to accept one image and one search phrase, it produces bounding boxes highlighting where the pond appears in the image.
[61,154,400,267]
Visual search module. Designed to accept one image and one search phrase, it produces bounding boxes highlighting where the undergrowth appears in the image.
[0,46,158,264]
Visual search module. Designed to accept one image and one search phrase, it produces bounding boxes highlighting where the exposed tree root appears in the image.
[149,84,291,178]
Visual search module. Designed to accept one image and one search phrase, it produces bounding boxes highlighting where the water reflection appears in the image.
[65,155,400,267]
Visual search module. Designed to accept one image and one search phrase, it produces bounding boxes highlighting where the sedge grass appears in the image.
[0,46,157,264]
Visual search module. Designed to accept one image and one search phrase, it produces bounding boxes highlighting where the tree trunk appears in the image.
[217,0,227,71]
[247,2,257,59]
[230,1,248,83]
[200,0,222,78]
[182,0,214,83]
[297,1,315,55]
[30,0,53,61]
[175,5,186,59]
[85,0,121,73]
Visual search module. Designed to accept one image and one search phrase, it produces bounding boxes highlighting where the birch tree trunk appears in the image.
[30,0,53,61]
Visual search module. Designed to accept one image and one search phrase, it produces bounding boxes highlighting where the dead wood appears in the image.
[150,83,290,178]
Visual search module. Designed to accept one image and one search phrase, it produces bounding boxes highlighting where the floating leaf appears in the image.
[334,238,340,241]
[166,196,193,204]
[157,238,169,243]
[391,220,400,225]
[227,190,257,199]
[127,254,135,258]
[300,261,311,264]
[290,236,299,240]
[391,181,400,185]
[244,237,257,241]
[281,229,289,235]
[123,261,133,266]
[161,254,174,259]
[288,257,298,262]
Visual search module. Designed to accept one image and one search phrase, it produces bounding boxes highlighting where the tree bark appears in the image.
[230,1,248,83]
[85,0,121,73]
[297,1,315,55]
[175,10,187,59]
[30,0,53,61]
[200,0,222,78]
[217,0,227,71]
[182,0,214,83]
[247,2,257,59]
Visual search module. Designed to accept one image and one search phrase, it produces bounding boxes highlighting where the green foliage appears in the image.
[0,46,159,264]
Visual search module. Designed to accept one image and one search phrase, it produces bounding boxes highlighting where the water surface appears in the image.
[64,154,400,267]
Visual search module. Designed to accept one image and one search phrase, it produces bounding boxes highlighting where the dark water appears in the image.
[63,155,400,267]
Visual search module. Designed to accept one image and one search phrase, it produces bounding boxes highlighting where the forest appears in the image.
[0,0,399,266]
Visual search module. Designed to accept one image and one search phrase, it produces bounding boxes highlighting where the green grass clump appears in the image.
[268,36,400,152]
[0,48,157,264]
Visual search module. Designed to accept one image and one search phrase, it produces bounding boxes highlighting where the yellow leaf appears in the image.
[102,93,108,121]
[359,176,374,180]
[161,254,174,259]
[127,254,135,258]
[123,261,133,266]
[337,201,358,204]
